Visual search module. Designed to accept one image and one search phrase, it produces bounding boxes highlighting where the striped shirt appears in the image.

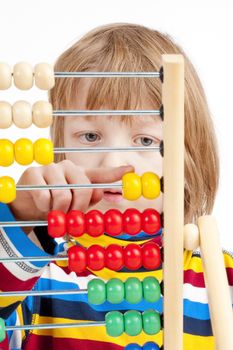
[0,202,232,350]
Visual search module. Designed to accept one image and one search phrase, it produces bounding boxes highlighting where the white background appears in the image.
[0,0,232,250]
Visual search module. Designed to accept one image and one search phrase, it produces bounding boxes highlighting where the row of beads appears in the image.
[0,314,160,342]
[0,138,53,166]
[125,342,160,350]
[48,208,161,238]
[105,309,161,337]
[68,242,161,273]
[88,276,161,305]
[0,62,54,90]
[0,101,53,128]
[0,171,161,204]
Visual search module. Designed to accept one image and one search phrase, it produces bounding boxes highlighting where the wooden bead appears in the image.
[14,138,34,165]
[0,139,14,166]
[122,172,142,201]
[13,62,33,90]
[12,101,32,128]
[0,101,12,128]
[141,172,160,199]
[34,138,54,165]
[32,101,53,128]
[0,63,12,90]
[0,176,16,203]
[184,223,200,250]
[34,63,55,90]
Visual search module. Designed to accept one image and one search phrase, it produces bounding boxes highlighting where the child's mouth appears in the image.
[103,190,123,203]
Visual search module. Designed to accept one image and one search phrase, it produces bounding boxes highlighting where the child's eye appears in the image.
[135,136,158,147]
[79,132,100,143]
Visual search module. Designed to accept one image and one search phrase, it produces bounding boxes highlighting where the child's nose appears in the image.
[100,151,132,169]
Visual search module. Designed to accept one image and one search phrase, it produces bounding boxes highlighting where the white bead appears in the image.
[32,101,53,128]
[184,223,200,251]
[0,62,12,89]
[34,63,55,90]
[13,62,33,90]
[0,101,12,128]
[12,101,32,128]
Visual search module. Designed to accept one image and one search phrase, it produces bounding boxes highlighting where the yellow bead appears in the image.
[122,172,142,201]
[0,139,14,166]
[15,138,34,165]
[0,176,16,203]
[34,138,54,165]
[141,172,160,199]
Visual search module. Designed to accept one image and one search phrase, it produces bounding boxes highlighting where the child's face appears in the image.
[64,79,163,214]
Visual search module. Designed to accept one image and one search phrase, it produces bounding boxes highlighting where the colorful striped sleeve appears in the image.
[0,202,55,347]
[183,248,233,349]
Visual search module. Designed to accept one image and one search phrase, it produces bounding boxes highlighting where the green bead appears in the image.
[125,277,143,304]
[142,276,161,303]
[106,278,124,304]
[142,309,161,335]
[88,279,106,305]
[105,311,124,337]
[0,317,5,342]
[124,310,142,336]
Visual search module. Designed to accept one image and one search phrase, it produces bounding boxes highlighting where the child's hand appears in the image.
[8,160,134,234]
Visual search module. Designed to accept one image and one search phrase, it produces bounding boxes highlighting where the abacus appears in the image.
[0,55,232,350]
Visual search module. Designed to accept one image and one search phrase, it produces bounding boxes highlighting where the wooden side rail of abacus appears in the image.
[162,54,184,350]
[198,215,233,350]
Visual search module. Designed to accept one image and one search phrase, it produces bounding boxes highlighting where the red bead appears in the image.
[68,245,87,273]
[87,244,105,271]
[85,210,105,237]
[141,208,161,234]
[66,210,85,237]
[124,243,142,270]
[123,208,141,235]
[104,209,123,236]
[47,210,66,238]
[142,242,161,270]
[105,244,124,271]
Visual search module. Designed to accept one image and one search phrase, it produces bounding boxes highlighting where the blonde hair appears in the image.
[49,22,220,224]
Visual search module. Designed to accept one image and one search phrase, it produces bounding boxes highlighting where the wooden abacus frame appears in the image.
[0,54,232,350]
[162,54,233,350]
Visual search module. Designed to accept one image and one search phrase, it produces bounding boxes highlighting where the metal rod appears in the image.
[6,321,106,331]
[53,109,161,116]
[0,255,67,263]
[54,72,160,78]
[16,183,122,191]
[0,288,86,297]
[0,220,47,227]
[54,145,160,154]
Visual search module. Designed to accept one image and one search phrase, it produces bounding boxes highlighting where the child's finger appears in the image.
[88,188,104,207]
[24,167,51,213]
[59,160,93,212]
[85,165,135,184]
[42,164,73,213]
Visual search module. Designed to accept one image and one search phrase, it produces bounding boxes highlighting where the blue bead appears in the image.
[143,342,160,350]
[125,344,141,350]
